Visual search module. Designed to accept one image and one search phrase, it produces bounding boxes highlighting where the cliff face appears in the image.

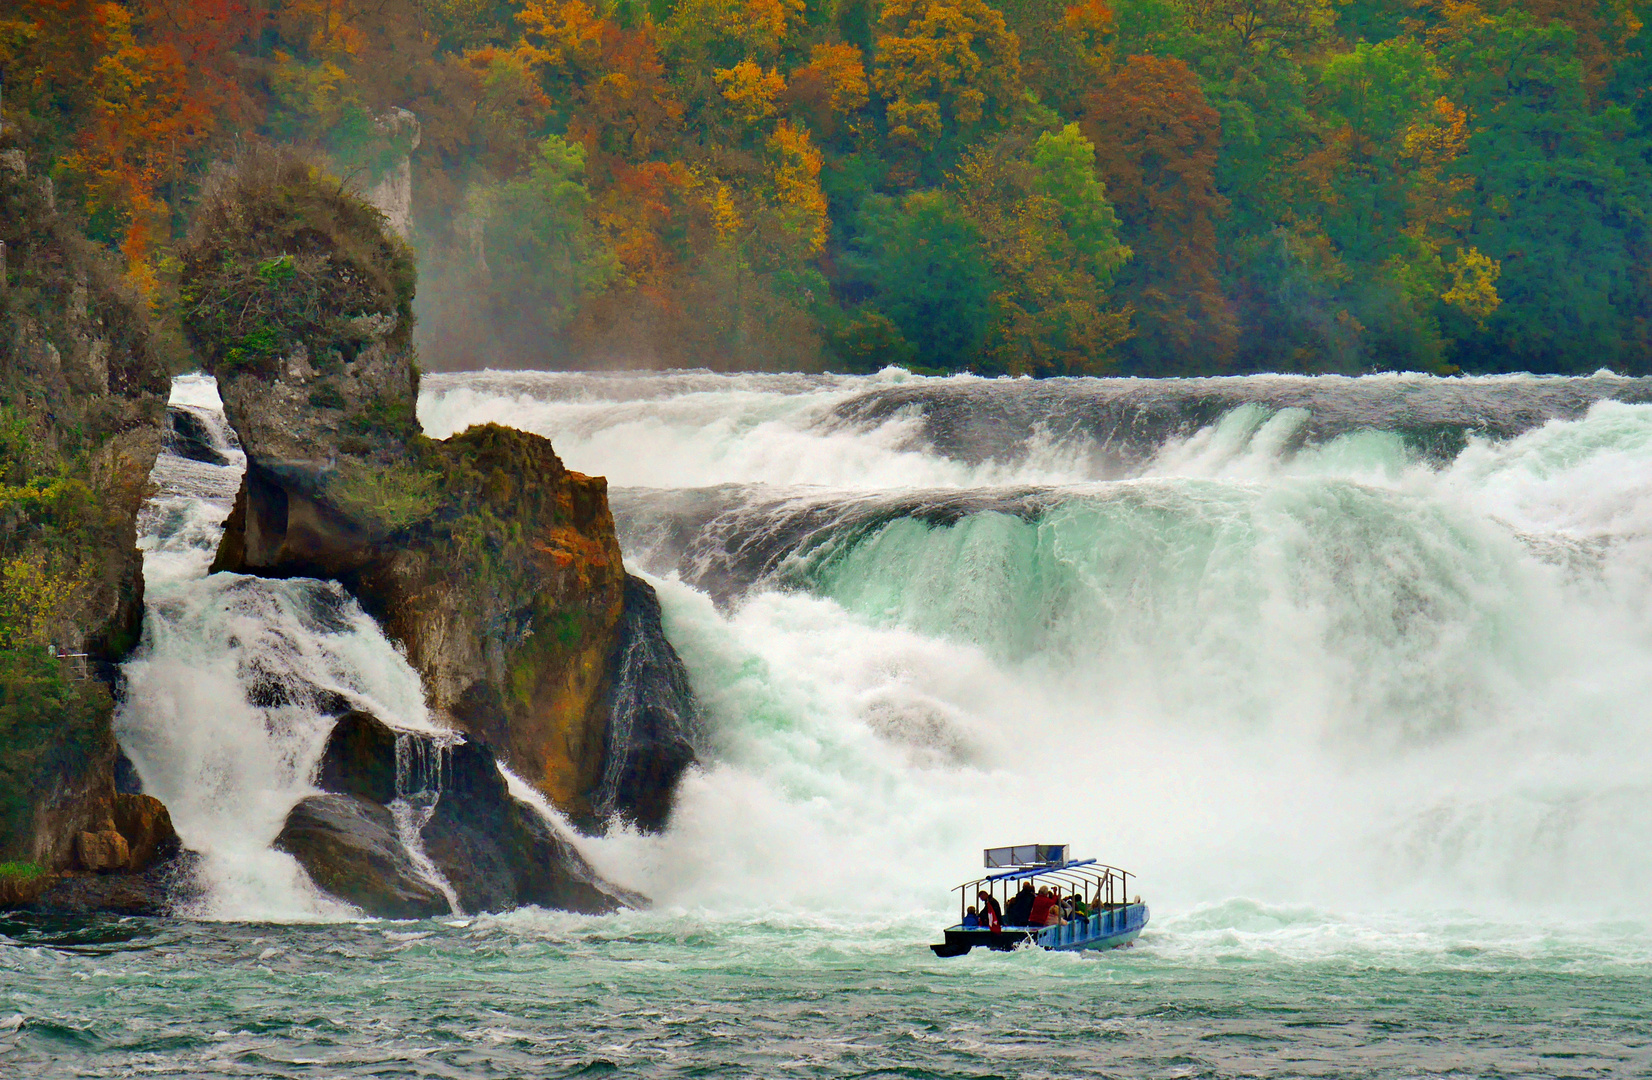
[188,146,696,832]
[0,146,181,888]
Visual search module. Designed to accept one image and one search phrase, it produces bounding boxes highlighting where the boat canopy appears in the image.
[953,847,1137,925]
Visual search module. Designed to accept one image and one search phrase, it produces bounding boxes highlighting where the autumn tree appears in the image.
[872,0,1024,174]
[1084,53,1234,372]
[952,123,1132,375]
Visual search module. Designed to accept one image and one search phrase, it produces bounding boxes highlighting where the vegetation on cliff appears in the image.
[4,0,1652,375]
[180,150,416,384]
[0,143,173,874]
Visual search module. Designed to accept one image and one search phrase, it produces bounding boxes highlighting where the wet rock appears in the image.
[113,746,143,795]
[25,851,204,916]
[421,739,637,915]
[274,794,450,919]
[165,404,232,465]
[114,793,180,872]
[590,575,701,833]
[315,710,398,805]
[75,830,129,872]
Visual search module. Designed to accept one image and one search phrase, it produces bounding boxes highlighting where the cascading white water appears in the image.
[115,369,1652,924]
[423,369,1652,921]
[118,377,460,919]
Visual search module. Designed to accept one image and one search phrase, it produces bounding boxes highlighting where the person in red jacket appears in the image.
[1028,886,1056,927]
[976,890,1003,932]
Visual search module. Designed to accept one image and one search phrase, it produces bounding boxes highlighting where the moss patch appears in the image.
[0,861,46,883]
[179,146,416,383]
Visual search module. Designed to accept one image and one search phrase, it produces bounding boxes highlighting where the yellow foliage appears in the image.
[0,555,82,649]
[663,0,803,63]
[715,60,787,125]
[1400,97,1474,246]
[1441,247,1501,325]
[874,0,1023,149]
[767,120,829,253]
[793,42,871,115]
[516,0,607,76]
[708,178,744,239]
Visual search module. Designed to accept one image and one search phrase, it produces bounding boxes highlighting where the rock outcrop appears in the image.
[0,138,191,908]
[276,709,635,917]
[592,575,702,832]
[275,794,451,919]
[185,145,699,835]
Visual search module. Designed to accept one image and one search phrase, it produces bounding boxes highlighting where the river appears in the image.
[5,368,1652,1077]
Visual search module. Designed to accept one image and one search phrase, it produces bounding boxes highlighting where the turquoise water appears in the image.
[19,370,1652,1076]
[6,905,1651,1077]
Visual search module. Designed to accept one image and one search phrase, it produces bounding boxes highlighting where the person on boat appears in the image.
[975,890,1003,929]
[1005,883,1037,926]
[963,906,980,929]
[1028,886,1056,927]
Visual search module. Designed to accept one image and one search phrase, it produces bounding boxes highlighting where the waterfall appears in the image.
[113,368,1652,922]
[118,376,456,919]
[424,369,1652,919]
[389,732,464,915]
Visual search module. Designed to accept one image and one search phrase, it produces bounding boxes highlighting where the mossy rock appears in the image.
[179,146,416,388]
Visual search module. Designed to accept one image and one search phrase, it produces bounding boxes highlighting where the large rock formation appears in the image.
[277,710,635,917]
[0,140,193,910]
[275,794,451,919]
[184,145,698,835]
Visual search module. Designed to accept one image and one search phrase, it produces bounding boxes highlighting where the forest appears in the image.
[2,0,1650,376]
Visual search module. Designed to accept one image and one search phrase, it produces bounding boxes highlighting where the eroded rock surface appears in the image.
[288,709,636,917]
[274,794,450,919]
[592,575,702,832]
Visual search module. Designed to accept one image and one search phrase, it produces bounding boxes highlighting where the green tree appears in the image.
[844,191,995,368]
[476,135,619,341]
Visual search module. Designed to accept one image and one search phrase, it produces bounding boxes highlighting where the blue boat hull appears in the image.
[930,903,1149,956]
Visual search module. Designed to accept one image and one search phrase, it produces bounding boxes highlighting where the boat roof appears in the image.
[953,858,1134,895]
[984,858,1097,882]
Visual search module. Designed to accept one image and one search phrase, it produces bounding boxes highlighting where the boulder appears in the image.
[25,851,204,916]
[420,739,636,915]
[75,829,129,873]
[114,793,180,872]
[274,793,451,919]
[165,404,233,465]
[589,575,702,832]
[315,710,399,804]
[301,709,638,915]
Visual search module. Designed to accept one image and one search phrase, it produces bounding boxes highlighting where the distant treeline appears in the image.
[3,1,1651,375]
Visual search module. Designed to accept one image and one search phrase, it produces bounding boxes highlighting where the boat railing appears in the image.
[954,858,1138,928]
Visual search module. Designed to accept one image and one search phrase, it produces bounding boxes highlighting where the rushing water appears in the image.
[6,368,1652,1077]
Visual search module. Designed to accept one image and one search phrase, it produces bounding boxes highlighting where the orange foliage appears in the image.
[791,42,871,116]
[767,120,828,253]
[593,159,698,286]
[517,0,682,163]
[1083,54,1235,367]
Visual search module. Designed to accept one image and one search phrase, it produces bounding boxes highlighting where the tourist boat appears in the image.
[930,844,1149,957]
